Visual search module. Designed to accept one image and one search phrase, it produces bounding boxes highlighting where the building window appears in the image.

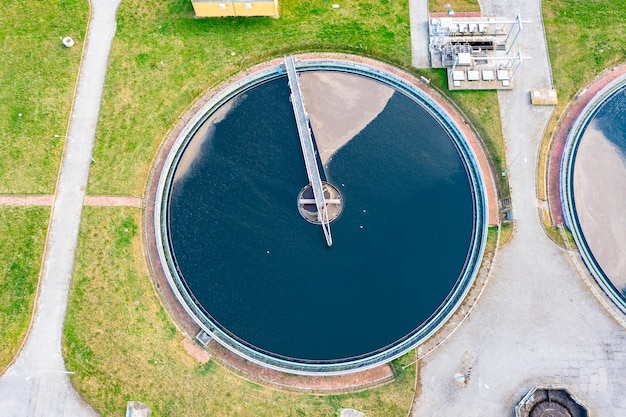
[219,3,226,9]
[245,3,252,8]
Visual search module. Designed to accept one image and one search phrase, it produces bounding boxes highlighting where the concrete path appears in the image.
[0,0,122,415]
[412,0,626,416]
[409,0,430,68]
[0,195,55,206]
[0,195,142,208]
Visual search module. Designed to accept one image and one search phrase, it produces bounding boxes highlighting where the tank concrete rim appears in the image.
[153,56,488,375]
[560,75,626,314]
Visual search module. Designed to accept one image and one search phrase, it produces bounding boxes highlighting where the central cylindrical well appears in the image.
[298,182,343,224]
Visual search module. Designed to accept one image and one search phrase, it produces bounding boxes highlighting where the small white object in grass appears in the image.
[18,113,22,118]
[62,37,75,48]
[231,51,236,56]
[332,4,339,8]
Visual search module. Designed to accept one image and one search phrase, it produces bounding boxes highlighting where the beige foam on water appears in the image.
[574,121,626,290]
[299,72,393,166]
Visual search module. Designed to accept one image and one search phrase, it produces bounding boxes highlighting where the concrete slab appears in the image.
[409,0,430,68]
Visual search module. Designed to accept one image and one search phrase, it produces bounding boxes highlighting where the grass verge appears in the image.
[64,207,415,416]
[0,207,49,371]
[88,0,412,195]
[485,222,513,253]
[538,0,626,204]
[539,207,576,248]
[485,225,498,252]
[498,222,513,247]
[0,0,87,193]
[544,0,626,105]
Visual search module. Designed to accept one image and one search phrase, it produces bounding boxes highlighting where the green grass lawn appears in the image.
[0,0,87,193]
[0,207,49,371]
[544,0,626,106]
[486,222,513,252]
[88,0,412,195]
[64,207,416,416]
[537,0,626,206]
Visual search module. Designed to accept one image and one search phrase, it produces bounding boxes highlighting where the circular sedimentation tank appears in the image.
[154,57,488,374]
[561,78,626,312]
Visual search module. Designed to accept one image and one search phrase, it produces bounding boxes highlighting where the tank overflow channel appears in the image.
[284,56,342,246]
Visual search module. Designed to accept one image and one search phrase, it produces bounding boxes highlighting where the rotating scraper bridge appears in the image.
[285,56,335,246]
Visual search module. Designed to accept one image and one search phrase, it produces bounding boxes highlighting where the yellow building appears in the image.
[191,0,279,17]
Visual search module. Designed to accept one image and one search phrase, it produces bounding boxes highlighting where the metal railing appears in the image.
[284,56,333,246]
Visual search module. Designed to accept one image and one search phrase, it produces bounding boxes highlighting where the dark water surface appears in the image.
[593,87,626,161]
[167,76,474,361]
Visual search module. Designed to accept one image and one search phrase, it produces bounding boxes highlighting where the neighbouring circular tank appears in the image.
[154,58,487,374]
[561,78,626,313]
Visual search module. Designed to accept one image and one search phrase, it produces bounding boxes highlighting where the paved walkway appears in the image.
[0,195,55,206]
[0,195,142,208]
[409,0,429,68]
[0,0,121,415]
[412,1,626,416]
